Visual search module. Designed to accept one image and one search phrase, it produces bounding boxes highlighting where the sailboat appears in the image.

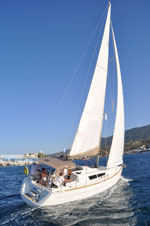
[20,1,125,207]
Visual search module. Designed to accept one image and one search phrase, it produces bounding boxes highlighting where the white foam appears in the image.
[20,206,40,216]
[121,176,133,183]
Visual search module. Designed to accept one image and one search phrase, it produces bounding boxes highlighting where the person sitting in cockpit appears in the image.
[51,172,71,188]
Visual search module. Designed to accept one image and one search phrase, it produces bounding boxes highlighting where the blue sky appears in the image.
[0,0,150,155]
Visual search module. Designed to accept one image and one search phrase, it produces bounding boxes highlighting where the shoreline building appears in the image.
[0,153,38,166]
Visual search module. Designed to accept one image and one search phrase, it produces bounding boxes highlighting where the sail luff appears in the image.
[107,23,125,168]
[69,3,111,158]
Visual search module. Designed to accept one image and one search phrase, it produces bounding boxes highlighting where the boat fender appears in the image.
[24,165,29,176]
[123,164,126,168]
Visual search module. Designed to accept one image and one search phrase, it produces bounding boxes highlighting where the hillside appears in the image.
[125,125,150,142]
[101,124,150,155]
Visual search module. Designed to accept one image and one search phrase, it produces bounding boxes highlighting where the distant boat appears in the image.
[20,1,125,207]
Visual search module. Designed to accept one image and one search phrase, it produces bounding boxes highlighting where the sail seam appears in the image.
[96,64,107,71]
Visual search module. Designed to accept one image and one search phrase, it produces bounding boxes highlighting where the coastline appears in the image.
[1,149,150,167]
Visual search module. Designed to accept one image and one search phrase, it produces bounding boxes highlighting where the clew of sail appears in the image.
[107,23,125,168]
[69,4,111,158]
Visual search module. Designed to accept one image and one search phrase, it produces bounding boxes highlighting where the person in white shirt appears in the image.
[51,172,71,188]
[52,172,64,187]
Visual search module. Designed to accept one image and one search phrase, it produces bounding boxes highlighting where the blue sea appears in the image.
[0,152,150,226]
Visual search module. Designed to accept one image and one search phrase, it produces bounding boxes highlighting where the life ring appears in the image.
[24,165,29,176]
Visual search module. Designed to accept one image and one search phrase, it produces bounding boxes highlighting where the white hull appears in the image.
[20,166,123,207]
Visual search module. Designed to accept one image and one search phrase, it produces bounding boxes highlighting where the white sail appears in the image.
[107,23,124,168]
[69,4,111,158]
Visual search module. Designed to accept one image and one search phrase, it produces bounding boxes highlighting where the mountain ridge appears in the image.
[101,124,150,155]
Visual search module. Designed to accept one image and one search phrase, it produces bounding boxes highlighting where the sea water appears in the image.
[0,152,150,225]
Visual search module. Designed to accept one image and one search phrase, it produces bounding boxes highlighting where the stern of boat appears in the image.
[20,177,51,207]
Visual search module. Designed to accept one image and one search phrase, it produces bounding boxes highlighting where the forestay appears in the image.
[69,4,111,158]
[107,23,124,168]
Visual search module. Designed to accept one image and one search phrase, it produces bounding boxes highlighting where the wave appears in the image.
[0,193,20,200]
[0,205,40,226]
[121,176,133,183]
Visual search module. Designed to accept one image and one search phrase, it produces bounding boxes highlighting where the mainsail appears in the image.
[107,23,124,168]
[69,3,111,158]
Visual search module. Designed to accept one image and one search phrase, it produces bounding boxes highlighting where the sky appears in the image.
[0,0,150,155]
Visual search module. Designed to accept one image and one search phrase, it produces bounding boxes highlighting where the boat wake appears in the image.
[0,205,40,226]
[121,176,133,183]
[0,176,134,226]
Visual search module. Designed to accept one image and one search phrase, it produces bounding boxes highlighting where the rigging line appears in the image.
[65,6,108,150]
[55,4,108,112]
[109,57,114,63]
